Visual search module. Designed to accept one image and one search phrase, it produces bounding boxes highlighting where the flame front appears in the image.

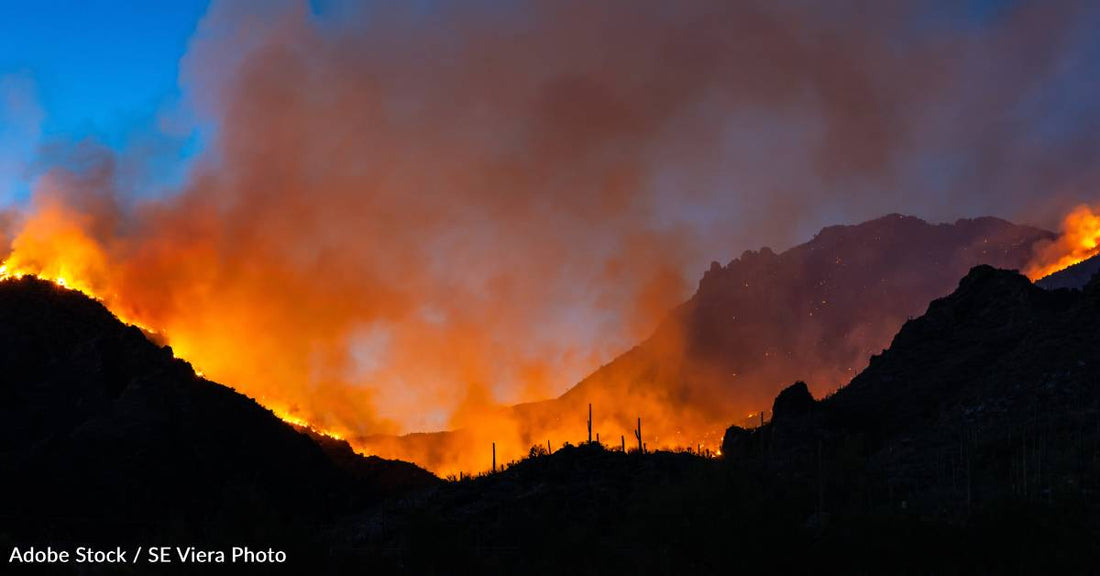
[0,197,351,442]
[1025,205,1100,281]
[0,195,724,475]
[0,254,348,443]
[1,199,110,302]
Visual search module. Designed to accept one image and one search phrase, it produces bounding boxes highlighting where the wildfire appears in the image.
[0,260,347,443]
[0,196,736,476]
[0,224,634,475]
[273,409,346,441]
[0,264,156,335]
[11,197,1099,477]
[1025,205,1100,281]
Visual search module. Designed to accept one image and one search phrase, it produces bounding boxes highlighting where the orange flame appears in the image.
[0,199,349,442]
[0,257,348,443]
[1025,205,1100,281]
[0,198,722,475]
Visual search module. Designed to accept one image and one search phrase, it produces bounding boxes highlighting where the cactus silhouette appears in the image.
[587,403,592,444]
[635,417,642,453]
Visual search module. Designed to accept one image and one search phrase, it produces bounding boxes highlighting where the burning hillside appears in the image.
[357,214,1058,472]
[0,275,437,552]
[4,209,1095,475]
[1025,205,1100,281]
[1,0,1098,476]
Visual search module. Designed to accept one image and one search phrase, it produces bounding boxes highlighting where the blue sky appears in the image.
[0,0,210,204]
[0,0,380,205]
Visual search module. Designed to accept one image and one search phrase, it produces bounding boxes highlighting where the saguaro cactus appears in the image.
[635,417,643,453]
[621,435,626,452]
[588,403,593,444]
[493,442,496,473]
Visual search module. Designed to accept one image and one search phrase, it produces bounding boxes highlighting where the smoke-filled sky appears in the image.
[2,0,1100,434]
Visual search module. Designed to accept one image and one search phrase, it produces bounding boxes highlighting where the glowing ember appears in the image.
[1025,205,1100,281]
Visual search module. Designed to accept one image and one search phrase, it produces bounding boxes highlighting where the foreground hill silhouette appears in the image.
[336,266,1100,574]
[0,277,437,559]
[726,265,1100,511]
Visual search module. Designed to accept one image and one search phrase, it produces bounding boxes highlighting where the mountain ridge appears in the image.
[724,263,1100,516]
[361,214,1054,472]
[0,276,439,549]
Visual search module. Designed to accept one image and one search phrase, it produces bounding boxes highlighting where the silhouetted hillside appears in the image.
[0,276,438,556]
[721,265,1100,571]
[335,265,1100,575]
[726,265,1100,501]
[1037,252,1100,290]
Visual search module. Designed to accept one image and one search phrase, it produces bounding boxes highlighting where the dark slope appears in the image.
[304,429,439,498]
[335,266,1100,575]
[725,265,1100,508]
[0,276,438,549]
[329,443,750,575]
[1036,252,1100,290]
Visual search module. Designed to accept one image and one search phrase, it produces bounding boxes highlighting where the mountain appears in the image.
[724,264,1100,533]
[333,265,1100,575]
[0,276,438,552]
[561,214,1051,424]
[1037,252,1100,290]
[365,215,1053,470]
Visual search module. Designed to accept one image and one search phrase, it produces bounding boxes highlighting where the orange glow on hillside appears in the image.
[0,200,350,443]
[0,261,349,443]
[1025,205,1100,281]
[0,196,725,476]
